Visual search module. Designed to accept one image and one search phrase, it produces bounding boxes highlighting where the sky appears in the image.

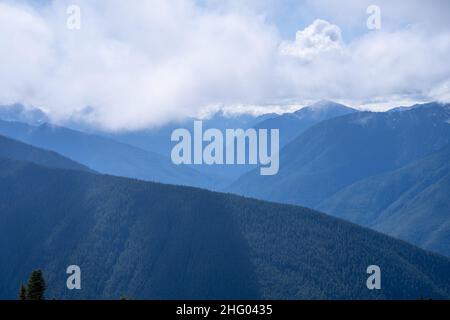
[0,0,449,130]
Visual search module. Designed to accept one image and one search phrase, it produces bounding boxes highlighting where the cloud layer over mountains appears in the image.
[0,0,449,130]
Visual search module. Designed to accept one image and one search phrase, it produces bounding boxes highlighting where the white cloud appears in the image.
[280,19,343,60]
[0,0,449,130]
[0,0,280,130]
[275,23,450,106]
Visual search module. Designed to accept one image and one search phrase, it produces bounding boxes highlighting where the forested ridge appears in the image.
[1,158,450,299]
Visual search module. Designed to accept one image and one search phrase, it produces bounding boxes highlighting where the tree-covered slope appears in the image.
[0,158,450,300]
[318,146,450,257]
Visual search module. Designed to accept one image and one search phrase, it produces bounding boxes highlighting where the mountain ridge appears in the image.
[254,100,357,147]
[318,145,450,256]
[230,102,450,208]
[1,157,450,299]
[0,119,220,189]
[0,134,91,172]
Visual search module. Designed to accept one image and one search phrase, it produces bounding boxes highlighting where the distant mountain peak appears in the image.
[293,100,355,120]
[0,103,49,126]
[310,99,346,108]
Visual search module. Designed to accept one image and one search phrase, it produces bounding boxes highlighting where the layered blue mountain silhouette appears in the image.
[103,101,355,180]
[0,151,450,299]
[1,101,450,299]
[254,100,357,147]
[0,118,218,189]
[0,134,91,172]
[318,144,450,256]
[230,102,450,256]
[0,101,355,182]
[103,110,277,181]
[106,110,277,157]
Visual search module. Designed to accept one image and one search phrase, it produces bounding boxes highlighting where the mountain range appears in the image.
[1,101,450,299]
[1,148,450,299]
[0,118,218,189]
[0,134,91,172]
[103,110,277,181]
[254,100,357,147]
[0,101,357,184]
[229,102,450,256]
[104,101,356,180]
[318,145,450,256]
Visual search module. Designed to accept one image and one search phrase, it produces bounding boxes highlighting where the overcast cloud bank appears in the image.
[0,0,449,130]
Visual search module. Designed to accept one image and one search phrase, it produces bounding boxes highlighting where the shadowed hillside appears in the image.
[319,146,450,257]
[0,158,450,299]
